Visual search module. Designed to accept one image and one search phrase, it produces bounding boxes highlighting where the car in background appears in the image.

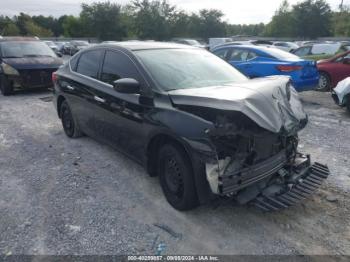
[292,43,345,60]
[0,37,63,95]
[172,38,207,49]
[212,44,319,91]
[52,41,329,211]
[209,38,233,50]
[332,77,350,113]
[69,40,90,55]
[273,42,299,52]
[44,41,58,52]
[54,41,68,53]
[44,40,62,57]
[317,51,350,91]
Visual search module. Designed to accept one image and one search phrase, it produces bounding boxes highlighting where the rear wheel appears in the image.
[60,100,83,138]
[317,72,331,92]
[157,143,199,211]
[0,75,14,96]
[346,96,350,113]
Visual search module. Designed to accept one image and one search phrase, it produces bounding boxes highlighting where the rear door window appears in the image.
[76,50,103,79]
[228,49,250,61]
[247,51,258,60]
[100,50,141,85]
[213,48,230,60]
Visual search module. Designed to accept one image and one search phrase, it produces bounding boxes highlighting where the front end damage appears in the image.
[170,76,330,211]
[205,124,330,211]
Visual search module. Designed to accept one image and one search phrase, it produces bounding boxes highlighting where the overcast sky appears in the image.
[1,0,348,24]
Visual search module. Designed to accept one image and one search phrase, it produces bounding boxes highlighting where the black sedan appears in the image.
[53,42,329,211]
[0,37,63,95]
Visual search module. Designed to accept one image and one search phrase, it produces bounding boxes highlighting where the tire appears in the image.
[346,97,350,113]
[60,100,83,138]
[0,75,14,96]
[157,143,199,211]
[317,72,331,92]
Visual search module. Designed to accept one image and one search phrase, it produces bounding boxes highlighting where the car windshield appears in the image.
[264,47,301,61]
[1,41,56,58]
[136,49,248,91]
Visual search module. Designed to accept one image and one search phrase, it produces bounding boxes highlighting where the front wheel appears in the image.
[317,72,331,92]
[60,101,83,138]
[346,96,350,113]
[158,143,199,211]
[0,75,14,96]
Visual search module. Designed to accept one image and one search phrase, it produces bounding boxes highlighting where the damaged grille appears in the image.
[19,69,56,87]
[219,150,287,195]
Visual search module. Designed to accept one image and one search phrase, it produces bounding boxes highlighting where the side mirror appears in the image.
[113,78,140,94]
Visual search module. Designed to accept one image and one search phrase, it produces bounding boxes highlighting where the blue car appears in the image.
[212,45,319,91]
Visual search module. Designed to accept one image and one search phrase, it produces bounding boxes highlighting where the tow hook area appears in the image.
[252,162,330,211]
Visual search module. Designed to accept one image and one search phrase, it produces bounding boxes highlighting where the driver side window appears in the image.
[100,50,141,85]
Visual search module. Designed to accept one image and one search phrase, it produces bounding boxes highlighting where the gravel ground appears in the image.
[0,89,349,255]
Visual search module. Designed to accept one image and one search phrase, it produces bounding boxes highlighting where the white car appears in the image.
[332,77,350,113]
[273,42,299,52]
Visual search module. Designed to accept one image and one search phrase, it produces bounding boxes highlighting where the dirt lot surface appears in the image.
[0,89,349,255]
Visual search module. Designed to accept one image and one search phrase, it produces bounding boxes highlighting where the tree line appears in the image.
[0,0,350,41]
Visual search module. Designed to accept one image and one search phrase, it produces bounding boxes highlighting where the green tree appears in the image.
[264,0,295,37]
[32,15,64,37]
[0,16,20,36]
[131,0,176,40]
[80,1,127,40]
[197,9,226,39]
[24,20,53,36]
[62,15,84,37]
[333,6,350,36]
[292,0,332,38]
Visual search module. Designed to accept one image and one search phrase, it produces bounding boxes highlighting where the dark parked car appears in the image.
[317,51,350,91]
[69,41,90,55]
[53,42,329,211]
[0,37,63,95]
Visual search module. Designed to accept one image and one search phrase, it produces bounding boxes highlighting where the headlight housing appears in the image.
[1,63,20,76]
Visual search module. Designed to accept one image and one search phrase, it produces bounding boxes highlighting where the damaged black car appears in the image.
[0,37,63,96]
[53,42,330,211]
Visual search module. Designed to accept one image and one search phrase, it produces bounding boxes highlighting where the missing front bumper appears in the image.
[252,162,330,211]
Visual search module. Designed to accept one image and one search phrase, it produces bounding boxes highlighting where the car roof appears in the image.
[99,41,195,51]
[0,36,39,42]
[214,44,272,51]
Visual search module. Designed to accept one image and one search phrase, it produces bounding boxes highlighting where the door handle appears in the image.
[66,85,75,90]
[94,96,106,103]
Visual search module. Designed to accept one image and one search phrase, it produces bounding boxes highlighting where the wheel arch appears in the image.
[146,132,213,204]
[57,95,66,118]
[146,133,192,177]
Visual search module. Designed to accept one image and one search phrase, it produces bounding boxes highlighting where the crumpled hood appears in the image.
[168,76,308,134]
[2,57,63,70]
